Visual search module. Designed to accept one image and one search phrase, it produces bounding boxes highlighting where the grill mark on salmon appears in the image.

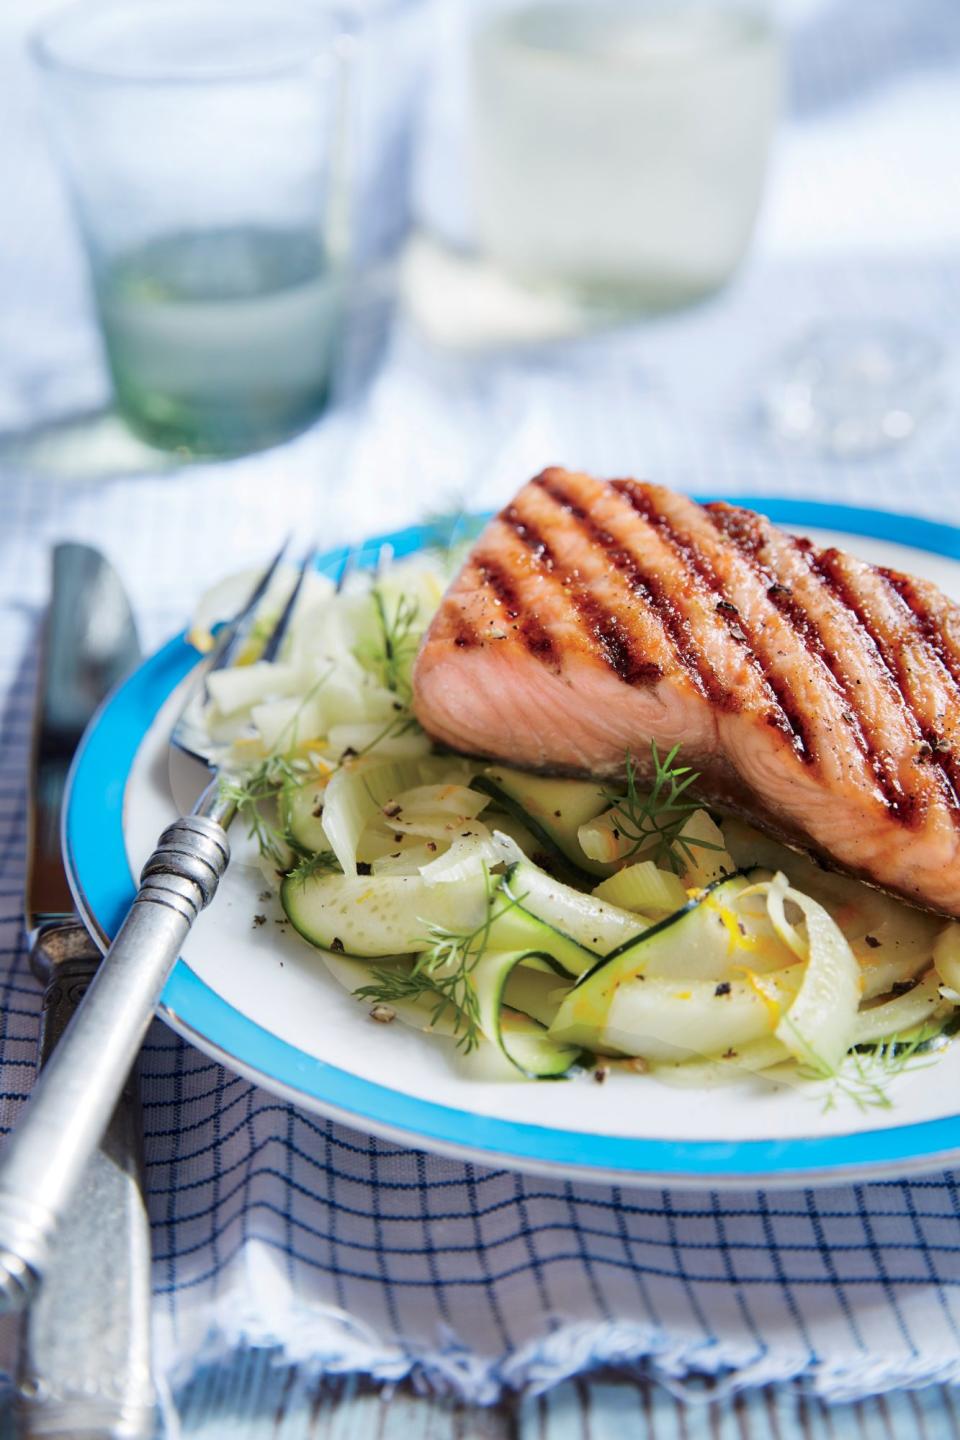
[413,470,960,916]
[612,479,809,757]
[532,471,733,706]
[474,554,559,666]
[706,503,918,823]
[501,503,662,685]
[784,538,924,825]
[880,567,960,693]
[643,493,880,789]
[453,617,479,649]
[813,549,960,811]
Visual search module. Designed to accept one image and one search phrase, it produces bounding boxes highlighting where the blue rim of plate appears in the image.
[63,498,960,1187]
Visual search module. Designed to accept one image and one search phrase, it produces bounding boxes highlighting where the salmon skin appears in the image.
[413,468,960,917]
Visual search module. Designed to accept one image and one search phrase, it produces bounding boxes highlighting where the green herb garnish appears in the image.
[602,741,725,875]
[796,1022,948,1113]
[221,755,341,874]
[216,668,335,863]
[287,848,342,887]
[360,586,421,702]
[354,866,526,1052]
[220,754,305,866]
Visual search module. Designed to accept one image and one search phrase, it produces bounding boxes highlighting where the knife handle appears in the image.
[16,926,156,1439]
[0,811,229,1313]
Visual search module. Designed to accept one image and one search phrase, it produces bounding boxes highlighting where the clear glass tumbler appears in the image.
[33,0,351,457]
[472,0,781,311]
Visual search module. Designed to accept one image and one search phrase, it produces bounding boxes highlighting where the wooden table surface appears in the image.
[168,1352,960,1439]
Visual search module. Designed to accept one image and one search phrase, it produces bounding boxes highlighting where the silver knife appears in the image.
[17,543,157,1440]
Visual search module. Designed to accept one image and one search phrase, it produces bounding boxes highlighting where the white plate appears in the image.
[64,502,960,1187]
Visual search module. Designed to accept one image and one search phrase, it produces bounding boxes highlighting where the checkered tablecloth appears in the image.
[3,0,960,1411]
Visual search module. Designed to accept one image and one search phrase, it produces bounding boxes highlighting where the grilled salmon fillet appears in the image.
[413,468,960,916]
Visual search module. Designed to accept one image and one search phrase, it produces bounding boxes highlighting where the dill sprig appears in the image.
[216,668,334,864]
[602,742,725,875]
[351,964,467,1039]
[354,868,526,1052]
[796,1024,948,1114]
[220,754,304,866]
[221,757,341,876]
[287,848,342,886]
[366,586,421,701]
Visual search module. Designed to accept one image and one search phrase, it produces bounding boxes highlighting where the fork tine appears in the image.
[208,537,289,675]
[174,537,293,767]
[260,544,317,663]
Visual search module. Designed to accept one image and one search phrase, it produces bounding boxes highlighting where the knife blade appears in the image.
[17,543,157,1440]
[26,542,142,936]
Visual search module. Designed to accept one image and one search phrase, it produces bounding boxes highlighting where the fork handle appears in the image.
[0,813,230,1313]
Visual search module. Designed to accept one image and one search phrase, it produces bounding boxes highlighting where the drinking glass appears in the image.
[33,0,352,457]
[472,0,781,311]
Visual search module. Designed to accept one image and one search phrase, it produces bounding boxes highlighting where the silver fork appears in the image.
[0,541,321,1311]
